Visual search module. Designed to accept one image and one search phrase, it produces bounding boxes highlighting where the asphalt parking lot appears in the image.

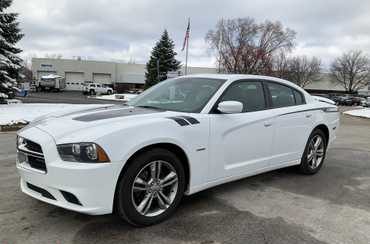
[19,91,123,104]
[1,110,370,244]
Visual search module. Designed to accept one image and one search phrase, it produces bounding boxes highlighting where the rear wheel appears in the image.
[115,148,185,226]
[299,129,327,174]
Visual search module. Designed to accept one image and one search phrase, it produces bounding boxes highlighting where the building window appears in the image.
[40,64,52,68]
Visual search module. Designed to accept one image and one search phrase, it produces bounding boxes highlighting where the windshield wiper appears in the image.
[135,105,164,110]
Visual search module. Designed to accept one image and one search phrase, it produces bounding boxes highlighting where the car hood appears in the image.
[28,105,180,142]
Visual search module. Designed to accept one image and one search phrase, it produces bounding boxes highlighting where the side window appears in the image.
[219,81,266,112]
[293,90,305,105]
[267,82,295,108]
[90,84,96,87]
[97,84,101,88]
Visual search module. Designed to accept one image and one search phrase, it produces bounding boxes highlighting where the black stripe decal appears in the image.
[280,107,338,116]
[178,116,200,125]
[167,117,190,126]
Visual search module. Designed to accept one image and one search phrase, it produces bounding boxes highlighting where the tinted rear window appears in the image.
[267,82,295,108]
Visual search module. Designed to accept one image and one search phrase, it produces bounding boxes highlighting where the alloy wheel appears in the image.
[307,135,325,170]
[131,160,178,217]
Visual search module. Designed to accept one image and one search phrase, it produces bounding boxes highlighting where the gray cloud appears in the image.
[10,0,370,67]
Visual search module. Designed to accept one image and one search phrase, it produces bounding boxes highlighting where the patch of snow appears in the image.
[0,103,110,125]
[343,108,370,119]
[93,93,138,102]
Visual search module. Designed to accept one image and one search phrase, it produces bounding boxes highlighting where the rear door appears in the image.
[209,80,275,180]
[264,81,313,166]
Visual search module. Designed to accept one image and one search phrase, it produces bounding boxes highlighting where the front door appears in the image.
[208,80,275,180]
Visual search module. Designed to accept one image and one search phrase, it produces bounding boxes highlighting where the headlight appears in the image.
[17,136,24,148]
[57,143,110,163]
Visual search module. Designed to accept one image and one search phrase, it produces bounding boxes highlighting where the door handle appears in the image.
[264,121,273,127]
[305,114,312,118]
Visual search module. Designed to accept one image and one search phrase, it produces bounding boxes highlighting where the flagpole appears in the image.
[218,18,223,73]
[185,36,189,75]
[184,18,190,75]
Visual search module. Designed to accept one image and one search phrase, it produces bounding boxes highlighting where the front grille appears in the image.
[18,139,47,173]
[24,139,43,153]
[27,154,47,171]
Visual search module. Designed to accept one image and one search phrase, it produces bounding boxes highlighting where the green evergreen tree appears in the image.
[0,0,23,100]
[145,30,181,87]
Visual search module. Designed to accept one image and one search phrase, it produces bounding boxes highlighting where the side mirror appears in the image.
[217,101,243,114]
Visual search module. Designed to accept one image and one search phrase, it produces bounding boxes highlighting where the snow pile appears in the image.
[343,108,370,119]
[0,103,110,125]
[93,93,138,101]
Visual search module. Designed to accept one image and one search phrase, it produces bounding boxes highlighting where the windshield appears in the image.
[128,77,226,113]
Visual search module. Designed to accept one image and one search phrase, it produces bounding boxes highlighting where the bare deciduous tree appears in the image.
[273,52,289,78]
[330,50,370,93]
[206,18,296,75]
[273,53,321,87]
[287,56,321,87]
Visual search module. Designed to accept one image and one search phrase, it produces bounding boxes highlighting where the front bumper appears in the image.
[16,126,122,215]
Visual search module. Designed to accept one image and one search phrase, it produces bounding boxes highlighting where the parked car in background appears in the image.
[16,74,339,226]
[330,95,341,104]
[334,95,362,106]
[83,83,113,95]
[350,97,363,106]
[361,97,370,107]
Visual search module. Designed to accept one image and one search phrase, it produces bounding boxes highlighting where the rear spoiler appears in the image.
[312,96,336,105]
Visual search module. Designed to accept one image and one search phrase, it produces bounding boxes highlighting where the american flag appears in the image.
[181,19,190,51]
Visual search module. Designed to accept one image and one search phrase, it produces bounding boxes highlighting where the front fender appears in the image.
[95,116,210,192]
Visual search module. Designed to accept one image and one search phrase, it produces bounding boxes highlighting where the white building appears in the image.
[305,73,369,95]
[32,58,369,95]
[32,58,217,92]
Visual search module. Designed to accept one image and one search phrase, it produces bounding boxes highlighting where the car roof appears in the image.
[183,73,310,98]
[184,73,296,85]
[182,74,314,102]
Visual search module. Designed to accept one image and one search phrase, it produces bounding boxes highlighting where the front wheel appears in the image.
[299,129,327,174]
[115,148,185,226]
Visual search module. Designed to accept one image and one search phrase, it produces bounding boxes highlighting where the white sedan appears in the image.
[16,74,339,226]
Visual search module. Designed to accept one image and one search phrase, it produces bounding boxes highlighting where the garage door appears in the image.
[65,72,84,91]
[93,73,111,84]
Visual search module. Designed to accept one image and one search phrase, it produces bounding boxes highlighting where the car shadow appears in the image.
[70,166,327,244]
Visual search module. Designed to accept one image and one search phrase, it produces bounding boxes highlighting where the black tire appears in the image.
[115,148,185,226]
[89,89,95,95]
[299,129,327,175]
[107,90,112,95]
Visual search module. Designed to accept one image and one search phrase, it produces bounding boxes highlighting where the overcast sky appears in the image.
[10,0,370,68]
